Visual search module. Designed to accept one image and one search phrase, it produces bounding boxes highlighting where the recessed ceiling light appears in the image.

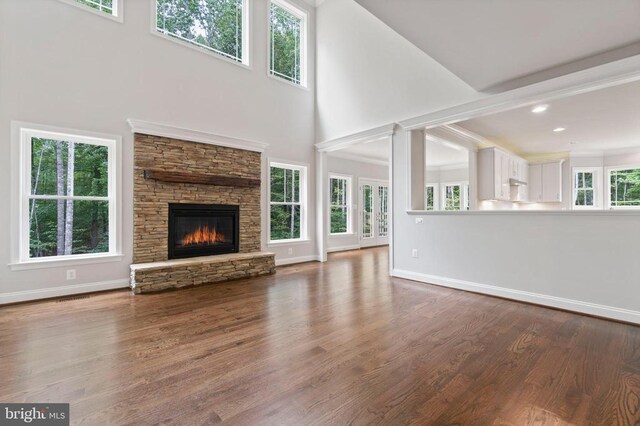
[553,127,566,133]
[532,105,548,113]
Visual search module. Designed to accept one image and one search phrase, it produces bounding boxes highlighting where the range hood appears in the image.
[509,178,527,187]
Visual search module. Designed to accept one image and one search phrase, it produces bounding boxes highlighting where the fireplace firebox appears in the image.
[168,204,239,260]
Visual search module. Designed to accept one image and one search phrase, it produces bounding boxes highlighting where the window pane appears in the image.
[576,172,584,188]
[444,185,461,211]
[330,178,347,206]
[31,138,109,197]
[74,143,109,197]
[610,169,640,207]
[362,185,373,238]
[156,0,244,62]
[270,2,302,84]
[270,205,301,240]
[330,206,347,234]
[31,138,68,196]
[584,172,593,188]
[270,166,285,202]
[426,187,434,210]
[586,189,594,206]
[29,199,109,258]
[465,185,470,211]
[378,186,388,237]
[76,0,114,14]
[292,169,300,203]
[576,190,585,206]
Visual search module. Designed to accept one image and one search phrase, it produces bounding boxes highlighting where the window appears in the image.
[155,0,249,65]
[329,175,351,234]
[464,184,470,211]
[269,162,307,242]
[443,184,461,211]
[441,182,468,211]
[378,185,389,237]
[573,167,601,209]
[17,126,119,264]
[425,184,438,211]
[269,0,307,86]
[59,0,122,21]
[607,166,640,209]
[361,183,373,238]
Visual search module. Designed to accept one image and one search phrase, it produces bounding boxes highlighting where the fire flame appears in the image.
[181,225,227,246]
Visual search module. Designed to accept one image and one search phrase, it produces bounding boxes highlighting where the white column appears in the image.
[261,152,269,251]
[409,129,426,211]
[315,150,328,262]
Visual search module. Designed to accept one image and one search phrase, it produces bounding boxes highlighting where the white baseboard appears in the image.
[0,279,130,305]
[327,245,361,253]
[392,269,640,325]
[276,255,320,266]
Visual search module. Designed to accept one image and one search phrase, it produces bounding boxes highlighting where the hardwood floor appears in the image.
[1,247,639,425]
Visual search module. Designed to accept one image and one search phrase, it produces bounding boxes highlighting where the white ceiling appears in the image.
[456,80,640,155]
[329,136,468,167]
[329,138,390,163]
[425,139,469,167]
[353,0,640,91]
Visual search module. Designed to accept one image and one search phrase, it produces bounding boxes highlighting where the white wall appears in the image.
[0,0,316,300]
[327,155,388,251]
[315,0,482,143]
[393,128,640,323]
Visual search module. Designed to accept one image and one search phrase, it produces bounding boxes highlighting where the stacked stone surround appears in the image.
[131,133,275,293]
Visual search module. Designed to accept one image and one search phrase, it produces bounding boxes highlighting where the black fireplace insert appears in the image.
[168,203,239,260]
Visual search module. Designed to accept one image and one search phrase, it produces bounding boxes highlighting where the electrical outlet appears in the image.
[287,248,293,255]
[66,269,77,280]
[415,218,424,224]
[411,249,419,258]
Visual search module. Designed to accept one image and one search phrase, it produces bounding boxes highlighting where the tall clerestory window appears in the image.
[269,0,307,87]
[76,0,116,15]
[60,0,122,21]
[155,0,249,65]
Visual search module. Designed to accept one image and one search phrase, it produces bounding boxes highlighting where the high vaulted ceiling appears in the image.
[456,80,640,155]
[353,0,640,92]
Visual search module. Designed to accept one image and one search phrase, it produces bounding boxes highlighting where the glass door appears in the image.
[360,179,389,247]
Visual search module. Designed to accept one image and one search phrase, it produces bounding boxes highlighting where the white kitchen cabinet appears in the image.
[542,161,563,202]
[528,161,563,203]
[528,164,543,202]
[511,158,529,202]
[478,147,524,201]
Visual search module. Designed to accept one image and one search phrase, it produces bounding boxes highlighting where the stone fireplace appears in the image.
[129,132,275,293]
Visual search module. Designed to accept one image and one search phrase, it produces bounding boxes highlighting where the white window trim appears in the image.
[572,167,603,210]
[268,160,309,245]
[329,174,353,236]
[9,122,122,270]
[440,181,468,212]
[425,183,439,211]
[606,164,640,210]
[267,0,309,89]
[150,0,251,68]
[58,0,123,23]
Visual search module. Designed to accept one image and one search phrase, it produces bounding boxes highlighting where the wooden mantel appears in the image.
[143,169,261,188]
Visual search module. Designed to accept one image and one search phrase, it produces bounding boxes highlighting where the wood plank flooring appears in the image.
[1,247,639,425]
